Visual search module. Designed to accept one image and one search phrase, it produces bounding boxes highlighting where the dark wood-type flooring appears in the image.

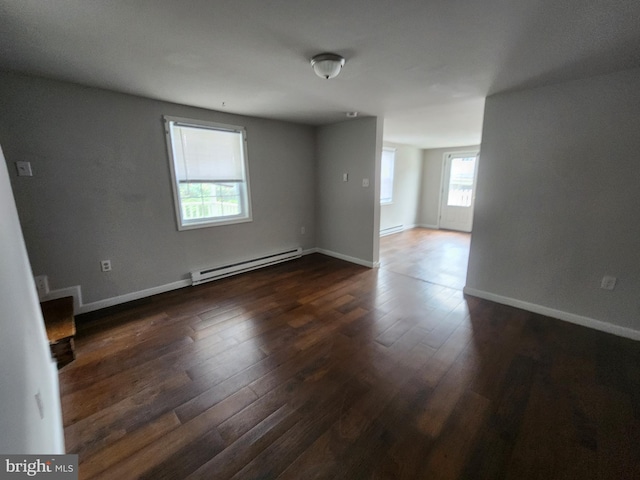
[61,228,640,479]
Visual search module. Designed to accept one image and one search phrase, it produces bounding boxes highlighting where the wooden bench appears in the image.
[40,296,76,369]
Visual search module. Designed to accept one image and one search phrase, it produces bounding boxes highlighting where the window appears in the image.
[164,116,252,230]
[446,155,476,207]
[380,148,395,204]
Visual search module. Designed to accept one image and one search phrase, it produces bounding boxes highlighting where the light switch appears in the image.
[16,161,33,177]
[343,173,349,182]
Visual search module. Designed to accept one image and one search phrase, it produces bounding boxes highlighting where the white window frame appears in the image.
[380,147,395,205]
[163,115,252,230]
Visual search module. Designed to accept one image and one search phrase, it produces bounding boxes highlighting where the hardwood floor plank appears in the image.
[187,405,300,479]
[276,356,430,480]
[79,412,181,479]
[461,354,537,478]
[91,387,257,480]
[293,307,368,351]
[420,390,490,480]
[65,372,193,458]
[61,335,240,425]
[229,380,369,480]
[138,429,226,480]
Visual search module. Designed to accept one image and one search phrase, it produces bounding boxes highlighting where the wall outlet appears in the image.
[600,275,616,290]
[15,161,33,177]
[34,275,49,297]
[100,260,112,272]
[362,178,370,187]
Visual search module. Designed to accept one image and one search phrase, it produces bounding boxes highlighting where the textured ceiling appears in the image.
[1,0,639,148]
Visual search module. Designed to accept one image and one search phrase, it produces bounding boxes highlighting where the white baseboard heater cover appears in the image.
[191,247,302,286]
[380,225,404,237]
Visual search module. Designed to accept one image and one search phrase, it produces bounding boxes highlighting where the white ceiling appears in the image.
[1,0,638,149]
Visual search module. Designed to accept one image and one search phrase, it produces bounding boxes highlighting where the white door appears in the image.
[439,152,478,232]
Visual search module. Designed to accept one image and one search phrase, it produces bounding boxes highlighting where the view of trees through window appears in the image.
[178,182,241,221]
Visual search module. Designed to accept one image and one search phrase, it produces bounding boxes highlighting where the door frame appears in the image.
[437,150,480,231]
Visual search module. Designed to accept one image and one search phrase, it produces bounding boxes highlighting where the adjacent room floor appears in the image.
[60,228,640,479]
[379,228,471,290]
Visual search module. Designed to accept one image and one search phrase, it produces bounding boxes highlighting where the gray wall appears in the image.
[0,73,316,307]
[316,117,383,266]
[380,142,422,232]
[0,148,64,454]
[418,145,480,228]
[466,68,640,335]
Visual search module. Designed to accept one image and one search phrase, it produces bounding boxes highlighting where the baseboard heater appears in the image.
[190,247,302,286]
[380,225,404,237]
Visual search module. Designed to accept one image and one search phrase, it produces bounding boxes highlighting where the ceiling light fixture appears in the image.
[310,53,346,79]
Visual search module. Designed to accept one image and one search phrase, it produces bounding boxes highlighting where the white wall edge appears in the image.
[416,223,439,230]
[463,286,640,341]
[316,248,376,268]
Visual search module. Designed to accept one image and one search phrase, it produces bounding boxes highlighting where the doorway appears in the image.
[439,151,479,232]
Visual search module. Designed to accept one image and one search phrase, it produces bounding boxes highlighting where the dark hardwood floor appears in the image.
[61,228,640,479]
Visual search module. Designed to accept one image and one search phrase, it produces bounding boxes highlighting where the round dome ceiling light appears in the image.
[310,53,346,79]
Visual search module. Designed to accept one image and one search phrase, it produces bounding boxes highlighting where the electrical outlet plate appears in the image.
[600,275,616,290]
[100,260,112,272]
[16,161,33,177]
[34,275,49,297]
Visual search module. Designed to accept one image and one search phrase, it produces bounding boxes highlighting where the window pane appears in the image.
[381,149,395,204]
[447,156,476,207]
[180,182,242,221]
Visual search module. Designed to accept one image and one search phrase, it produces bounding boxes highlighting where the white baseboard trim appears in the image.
[79,280,191,314]
[415,223,439,230]
[51,250,322,315]
[46,280,191,315]
[316,248,376,268]
[463,286,640,341]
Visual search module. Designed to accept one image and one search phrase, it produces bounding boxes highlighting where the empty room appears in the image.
[1,1,639,479]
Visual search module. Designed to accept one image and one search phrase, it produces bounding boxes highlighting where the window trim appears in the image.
[380,147,396,205]
[163,115,253,231]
